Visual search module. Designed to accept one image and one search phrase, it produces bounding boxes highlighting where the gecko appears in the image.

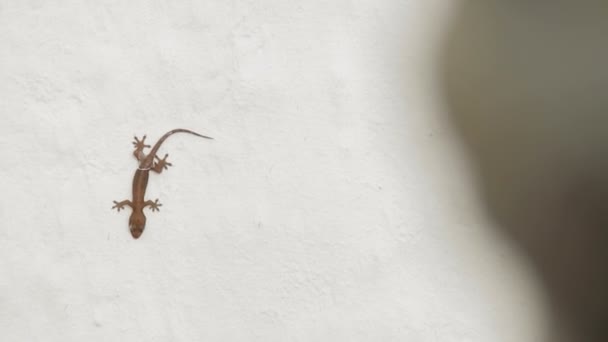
[112,128,213,239]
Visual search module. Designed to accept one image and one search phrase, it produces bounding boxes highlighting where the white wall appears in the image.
[0,1,545,341]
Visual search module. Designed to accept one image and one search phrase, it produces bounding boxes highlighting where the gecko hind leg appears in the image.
[132,135,151,161]
[112,200,132,212]
[152,154,172,173]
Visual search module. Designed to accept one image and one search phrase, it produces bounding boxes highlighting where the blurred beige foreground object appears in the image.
[440,1,608,341]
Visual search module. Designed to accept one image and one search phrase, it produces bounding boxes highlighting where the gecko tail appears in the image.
[139,128,213,170]
[190,131,214,140]
[164,128,213,140]
[146,128,213,158]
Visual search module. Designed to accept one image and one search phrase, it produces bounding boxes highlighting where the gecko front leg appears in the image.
[112,200,132,212]
[152,154,172,173]
[132,135,151,161]
[144,198,162,212]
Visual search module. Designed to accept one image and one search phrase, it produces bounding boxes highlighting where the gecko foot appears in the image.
[132,135,151,161]
[146,199,162,212]
[112,200,132,212]
[153,154,172,173]
[133,135,151,150]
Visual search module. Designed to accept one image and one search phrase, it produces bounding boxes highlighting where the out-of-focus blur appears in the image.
[440,1,608,341]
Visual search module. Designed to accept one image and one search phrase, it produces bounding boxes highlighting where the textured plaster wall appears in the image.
[0,1,545,341]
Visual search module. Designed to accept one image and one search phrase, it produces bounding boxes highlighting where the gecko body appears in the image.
[113,129,213,238]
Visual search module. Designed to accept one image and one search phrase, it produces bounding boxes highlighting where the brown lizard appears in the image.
[112,128,213,239]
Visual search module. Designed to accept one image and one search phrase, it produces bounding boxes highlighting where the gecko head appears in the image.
[128,211,146,239]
